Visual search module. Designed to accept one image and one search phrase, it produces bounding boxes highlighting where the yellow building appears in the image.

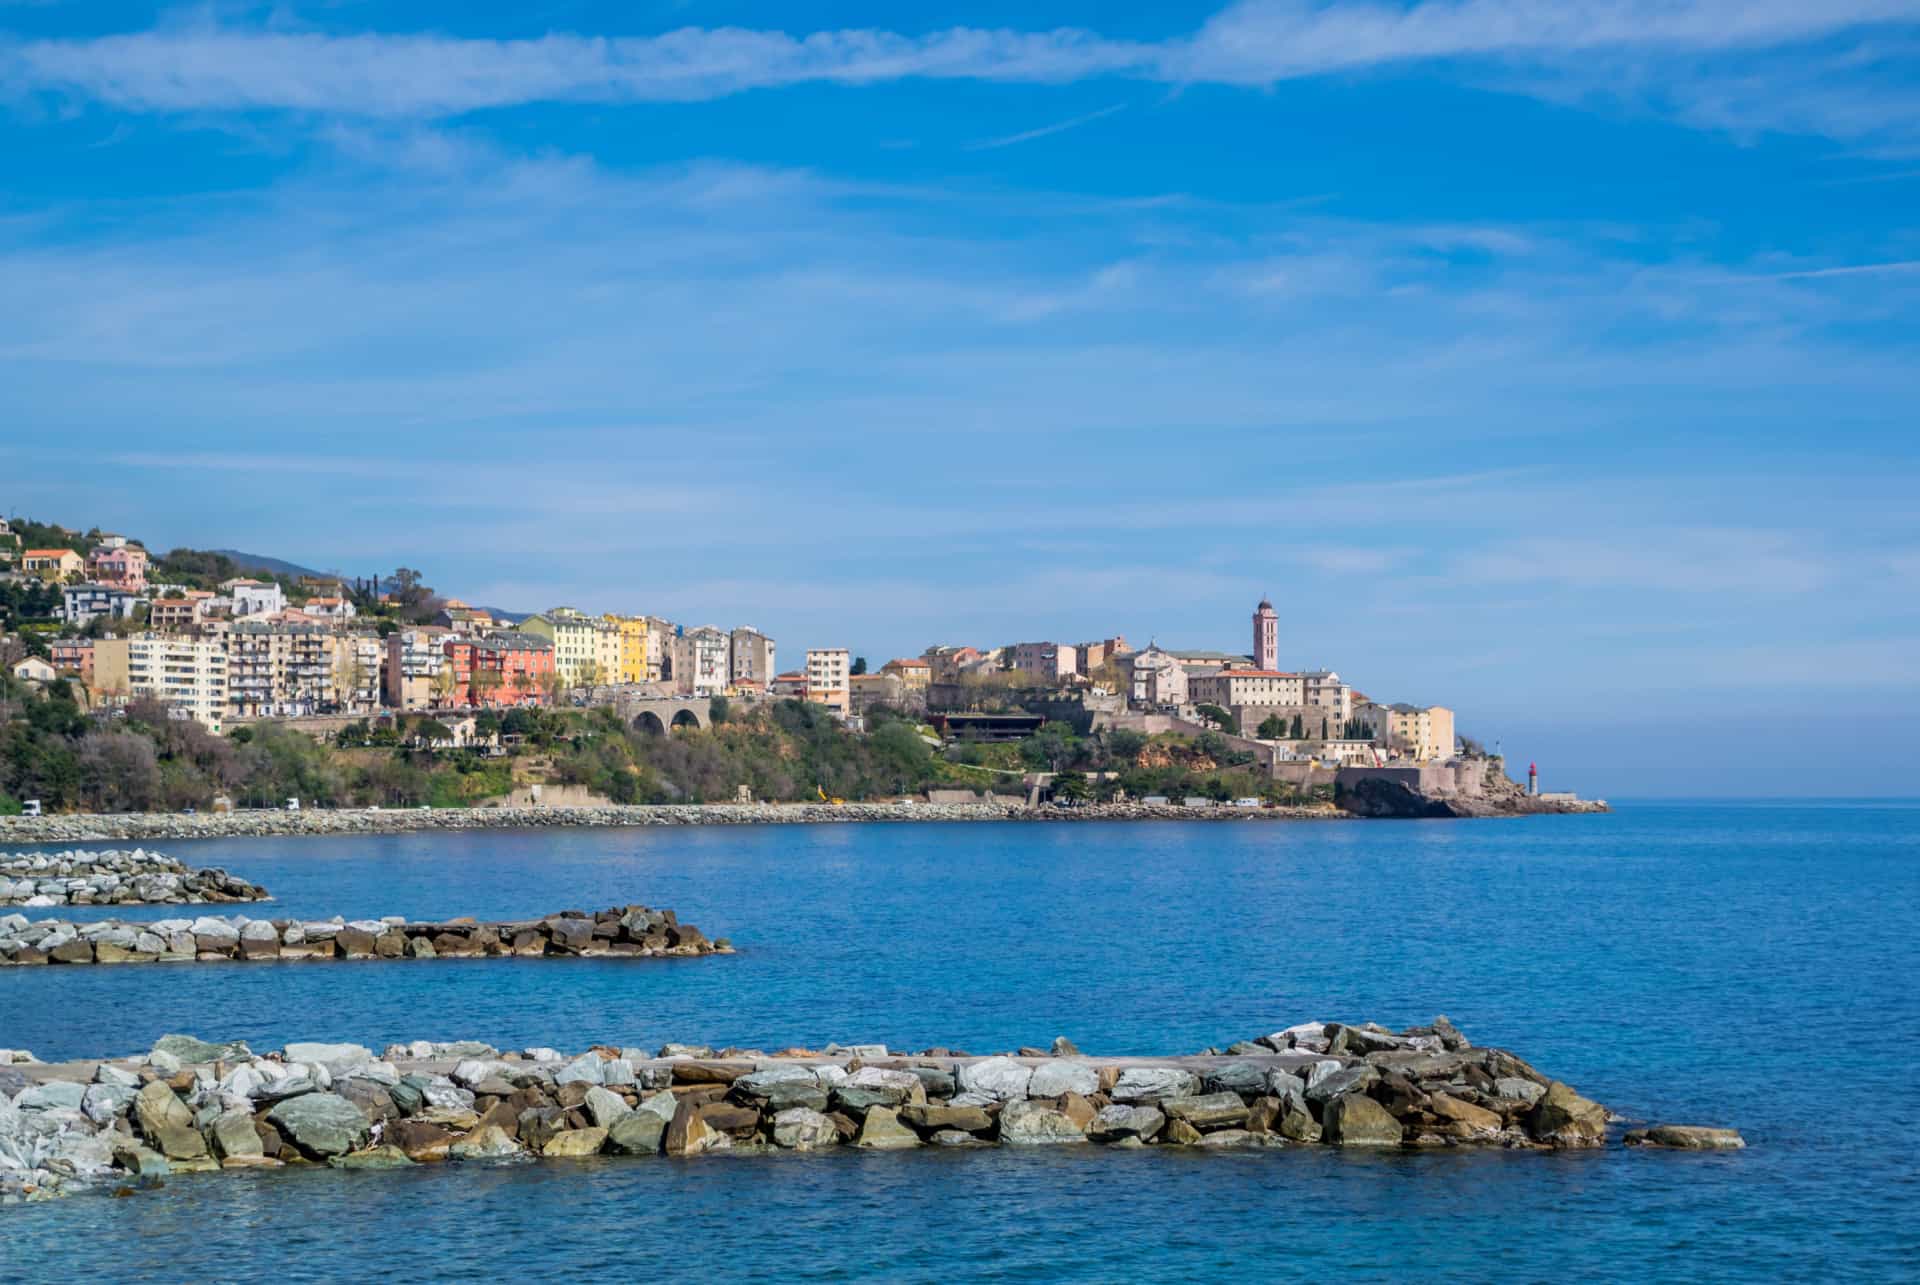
[520,608,603,688]
[605,614,652,685]
[23,548,85,581]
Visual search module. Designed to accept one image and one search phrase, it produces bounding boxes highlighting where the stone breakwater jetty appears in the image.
[0,904,730,967]
[0,801,1346,845]
[0,849,267,908]
[0,1020,1743,1203]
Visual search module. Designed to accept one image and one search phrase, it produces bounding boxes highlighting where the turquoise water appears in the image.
[3,803,1918,1280]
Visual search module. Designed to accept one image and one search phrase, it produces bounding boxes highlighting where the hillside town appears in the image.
[0,516,1494,818]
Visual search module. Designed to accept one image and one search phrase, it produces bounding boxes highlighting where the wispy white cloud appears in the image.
[3,1,1916,143]
[965,102,1127,151]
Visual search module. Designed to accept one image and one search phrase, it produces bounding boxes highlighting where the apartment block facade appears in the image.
[805,647,851,715]
[93,635,229,730]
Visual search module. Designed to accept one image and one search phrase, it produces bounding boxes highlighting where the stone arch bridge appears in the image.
[609,691,712,734]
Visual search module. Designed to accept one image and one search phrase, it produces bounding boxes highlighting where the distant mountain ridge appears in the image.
[209,549,337,581]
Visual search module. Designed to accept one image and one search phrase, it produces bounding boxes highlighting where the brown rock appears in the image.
[671,1061,745,1085]
[898,1104,994,1134]
[1164,1119,1204,1146]
[1057,1092,1097,1131]
[1245,1095,1282,1135]
[1428,1091,1504,1138]
[699,1104,761,1135]
[1528,1081,1607,1149]
[49,940,94,964]
[388,1119,454,1162]
[334,928,376,958]
[662,1098,726,1157]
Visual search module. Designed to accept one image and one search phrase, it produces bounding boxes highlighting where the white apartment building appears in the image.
[93,635,229,731]
[805,647,851,715]
[674,626,730,698]
[224,579,288,617]
[60,583,141,626]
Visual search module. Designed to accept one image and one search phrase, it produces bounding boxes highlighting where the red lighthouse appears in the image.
[1528,762,1539,796]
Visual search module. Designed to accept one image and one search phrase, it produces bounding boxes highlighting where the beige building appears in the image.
[1127,646,1189,707]
[1361,703,1457,762]
[805,647,851,715]
[1301,670,1355,723]
[384,627,450,710]
[1188,670,1305,709]
[1008,641,1078,682]
[849,672,907,716]
[880,657,931,693]
[94,635,229,730]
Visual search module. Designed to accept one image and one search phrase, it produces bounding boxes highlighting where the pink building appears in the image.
[87,545,149,592]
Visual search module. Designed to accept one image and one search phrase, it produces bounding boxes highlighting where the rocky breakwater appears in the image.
[0,904,730,967]
[0,849,267,908]
[0,802,1023,844]
[0,1019,1742,1203]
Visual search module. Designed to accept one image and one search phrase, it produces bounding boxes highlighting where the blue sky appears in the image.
[3,1,1918,795]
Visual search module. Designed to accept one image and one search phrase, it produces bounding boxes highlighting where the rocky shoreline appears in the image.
[0,904,730,967]
[1,849,267,908]
[0,802,1349,845]
[0,1019,1743,1204]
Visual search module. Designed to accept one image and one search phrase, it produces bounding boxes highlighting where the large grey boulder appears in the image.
[1028,1059,1099,1099]
[16,1081,86,1113]
[999,1098,1088,1144]
[771,1108,840,1151]
[152,1034,251,1064]
[1202,1062,1270,1097]
[282,1043,373,1076]
[833,1067,922,1112]
[1088,1104,1165,1142]
[268,1093,371,1158]
[1305,1065,1378,1105]
[209,1111,264,1161]
[81,1083,137,1125]
[956,1057,1032,1102]
[1109,1067,1201,1103]
[584,1086,632,1129]
[1627,1125,1745,1150]
[606,1111,668,1156]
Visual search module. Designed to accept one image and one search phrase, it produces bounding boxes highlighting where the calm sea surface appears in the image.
[3,802,1917,1281]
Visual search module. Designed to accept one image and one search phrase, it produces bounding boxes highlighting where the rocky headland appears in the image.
[0,1019,1742,1204]
[0,904,729,967]
[1,849,267,908]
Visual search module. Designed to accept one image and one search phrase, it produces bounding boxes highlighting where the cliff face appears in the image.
[1335,759,1607,819]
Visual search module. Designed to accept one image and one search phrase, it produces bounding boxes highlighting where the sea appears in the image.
[2,801,1916,1282]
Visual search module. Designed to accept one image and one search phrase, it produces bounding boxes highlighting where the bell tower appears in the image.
[1253,597,1278,671]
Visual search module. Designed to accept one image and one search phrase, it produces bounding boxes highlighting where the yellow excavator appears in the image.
[816,785,844,806]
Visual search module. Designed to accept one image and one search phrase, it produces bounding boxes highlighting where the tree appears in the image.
[1195,703,1239,735]
[1320,717,1330,740]
[709,695,730,725]
[429,665,458,708]
[1257,713,1287,740]
[469,668,504,707]
[1052,770,1091,804]
[1290,713,1304,740]
[412,718,454,749]
[1104,728,1146,762]
[851,657,868,676]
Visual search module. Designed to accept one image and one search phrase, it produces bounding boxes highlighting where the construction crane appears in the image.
[817,785,844,806]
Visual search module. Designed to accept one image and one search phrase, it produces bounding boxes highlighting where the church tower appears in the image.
[1253,597,1278,671]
